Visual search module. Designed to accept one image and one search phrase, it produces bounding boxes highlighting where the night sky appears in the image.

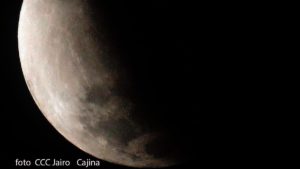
[1,0,263,168]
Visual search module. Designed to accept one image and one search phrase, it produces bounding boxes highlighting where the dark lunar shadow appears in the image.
[84,0,201,162]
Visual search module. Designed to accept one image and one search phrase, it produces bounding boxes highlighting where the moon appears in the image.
[18,0,191,167]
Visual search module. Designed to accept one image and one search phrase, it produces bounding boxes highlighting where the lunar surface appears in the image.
[18,0,192,167]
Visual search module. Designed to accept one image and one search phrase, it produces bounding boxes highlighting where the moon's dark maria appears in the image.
[18,0,196,167]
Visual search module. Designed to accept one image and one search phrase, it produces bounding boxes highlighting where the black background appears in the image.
[1,0,265,168]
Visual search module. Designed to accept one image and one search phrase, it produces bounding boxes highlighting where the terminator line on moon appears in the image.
[18,0,188,167]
